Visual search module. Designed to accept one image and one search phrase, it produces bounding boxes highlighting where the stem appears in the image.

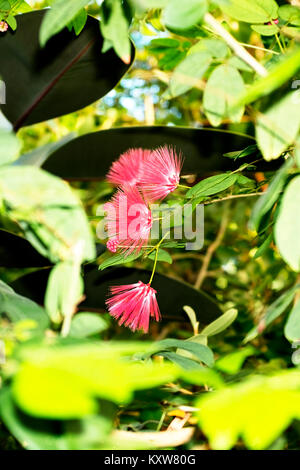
[149,231,170,285]
[204,13,268,77]
[178,184,190,190]
[275,33,285,54]
[204,192,263,206]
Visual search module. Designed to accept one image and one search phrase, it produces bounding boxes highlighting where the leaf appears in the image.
[12,266,222,325]
[100,0,132,64]
[39,0,90,46]
[215,346,257,374]
[256,92,300,161]
[196,370,300,450]
[0,129,21,165]
[40,126,275,180]
[221,0,278,24]
[163,0,208,30]
[45,261,84,324]
[203,65,245,127]
[223,145,258,159]
[0,166,96,264]
[69,8,88,35]
[250,158,293,232]
[188,38,229,58]
[0,280,49,331]
[147,249,172,264]
[159,351,204,370]
[296,137,300,168]
[186,173,237,199]
[0,388,68,450]
[284,300,300,342]
[0,11,133,129]
[275,176,300,271]
[69,313,108,338]
[251,24,279,36]
[201,308,238,337]
[183,305,199,333]
[6,13,17,30]
[237,48,300,107]
[99,252,142,271]
[0,230,50,268]
[151,338,214,367]
[170,51,212,98]
[279,5,300,26]
[244,285,299,343]
[149,38,181,49]
[12,342,178,419]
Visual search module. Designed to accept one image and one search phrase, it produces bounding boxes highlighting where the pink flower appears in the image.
[106,281,161,332]
[138,146,183,201]
[0,21,8,32]
[104,186,152,255]
[107,148,152,187]
[106,237,119,253]
[267,18,279,25]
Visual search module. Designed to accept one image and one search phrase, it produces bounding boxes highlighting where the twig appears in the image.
[194,203,231,290]
[204,13,268,77]
[204,192,263,206]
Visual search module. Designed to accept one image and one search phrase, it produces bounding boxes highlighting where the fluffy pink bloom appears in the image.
[104,186,152,255]
[106,281,161,332]
[138,146,183,201]
[107,148,152,187]
[0,21,8,32]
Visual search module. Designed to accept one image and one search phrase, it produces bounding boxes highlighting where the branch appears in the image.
[204,13,268,77]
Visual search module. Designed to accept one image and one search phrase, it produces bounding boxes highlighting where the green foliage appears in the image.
[163,0,208,30]
[221,0,279,24]
[275,176,300,271]
[186,173,237,199]
[0,130,21,166]
[203,65,245,127]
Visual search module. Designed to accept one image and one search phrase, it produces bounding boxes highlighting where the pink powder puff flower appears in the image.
[106,281,161,333]
[138,146,183,201]
[104,186,153,256]
[107,148,152,187]
[0,21,8,32]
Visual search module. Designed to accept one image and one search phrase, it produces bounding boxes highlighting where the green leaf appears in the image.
[69,313,108,338]
[186,173,237,199]
[163,0,208,30]
[159,351,204,370]
[215,346,257,374]
[99,252,142,271]
[275,176,300,271]
[279,5,300,26]
[0,166,96,264]
[0,130,21,166]
[296,137,300,168]
[0,11,133,129]
[223,145,258,159]
[183,305,199,333]
[196,370,300,450]
[251,24,279,36]
[100,0,132,63]
[151,338,214,367]
[0,280,49,331]
[39,0,90,46]
[170,50,212,98]
[6,14,17,30]
[250,158,293,232]
[237,48,300,107]
[0,388,68,450]
[203,65,245,127]
[201,308,238,337]
[256,92,300,161]
[188,38,229,58]
[221,0,278,24]
[227,56,253,72]
[147,249,172,264]
[284,300,300,342]
[149,38,180,49]
[69,8,88,35]
[12,343,178,419]
[244,285,299,343]
[45,261,84,324]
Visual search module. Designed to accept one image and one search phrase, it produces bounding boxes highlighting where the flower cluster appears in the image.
[0,21,8,33]
[104,146,183,333]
